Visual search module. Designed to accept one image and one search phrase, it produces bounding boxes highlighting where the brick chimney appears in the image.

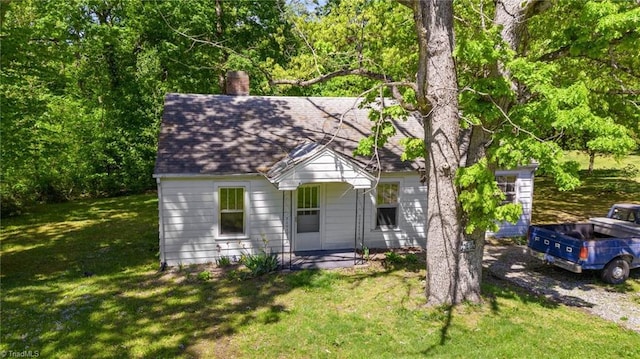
[225,70,249,96]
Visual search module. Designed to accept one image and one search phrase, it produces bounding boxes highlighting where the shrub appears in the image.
[197,271,211,281]
[241,251,279,277]
[404,253,419,266]
[385,251,403,265]
[217,256,232,267]
[383,251,423,271]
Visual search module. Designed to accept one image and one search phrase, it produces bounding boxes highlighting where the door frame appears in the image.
[293,184,325,251]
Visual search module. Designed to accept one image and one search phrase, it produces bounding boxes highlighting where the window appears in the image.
[297,186,320,233]
[376,183,399,228]
[496,175,517,204]
[219,187,245,235]
[611,207,637,223]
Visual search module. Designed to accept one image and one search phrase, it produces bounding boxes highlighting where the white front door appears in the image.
[295,185,322,251]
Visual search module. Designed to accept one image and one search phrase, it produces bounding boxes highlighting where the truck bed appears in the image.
[534,223,614,240]
[528,223,640,272]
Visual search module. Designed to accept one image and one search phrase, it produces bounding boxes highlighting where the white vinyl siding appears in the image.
[364,175,426,249]
[158,179,216,265]
[323,182,358,250]
[158,177,287,266]
[249,181,288,239]
[490,168,536,237]
[156,167,534,266]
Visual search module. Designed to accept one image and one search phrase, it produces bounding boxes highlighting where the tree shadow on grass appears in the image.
[420,241,631,356]
[3,192,429,357]
[483,244,640,326]
[0,194,337,357]
[0,194,159,284]
[533,176,640,224]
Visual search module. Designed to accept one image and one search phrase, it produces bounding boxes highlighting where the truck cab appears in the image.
[590,204,640,238]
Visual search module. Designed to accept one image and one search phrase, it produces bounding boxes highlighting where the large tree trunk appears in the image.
[414,0,480,305]
[411,0,549,306]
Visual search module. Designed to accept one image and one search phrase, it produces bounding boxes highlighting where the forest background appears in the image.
[2,0,638,217]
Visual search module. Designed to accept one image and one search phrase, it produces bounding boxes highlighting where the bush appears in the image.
[197,271,211,281]
[383,251,423,271]
[385,251,403,265]
[404,253,419,266]
[241,251,279,277]
[217,256,232,267]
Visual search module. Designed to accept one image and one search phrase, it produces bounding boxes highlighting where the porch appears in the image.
[281,250,366,270]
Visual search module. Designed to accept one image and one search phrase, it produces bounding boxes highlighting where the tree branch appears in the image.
[158,8,275,83]
[395,0,413,10]
[538,44,570,62]
[606,88,640,95]
[269,68,392,86]
[538,30,639,78]
[270,68,420,111]
[460,86,546,143]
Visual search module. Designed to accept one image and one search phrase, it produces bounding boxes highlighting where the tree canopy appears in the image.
[1,0,293,214]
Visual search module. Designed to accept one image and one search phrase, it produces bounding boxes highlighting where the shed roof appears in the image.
[154,93,424,176]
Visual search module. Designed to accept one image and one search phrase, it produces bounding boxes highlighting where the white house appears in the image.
[153,85,536,267]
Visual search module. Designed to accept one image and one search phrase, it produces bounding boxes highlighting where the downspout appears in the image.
[289,190,293,269]
[281,191,285,269]
[361,190,366,263]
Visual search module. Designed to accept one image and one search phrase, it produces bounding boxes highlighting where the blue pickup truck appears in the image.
[527,204,640,284]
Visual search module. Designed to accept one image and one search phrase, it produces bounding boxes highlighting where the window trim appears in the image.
[374,181,401,230]
[296,184,321,234]
[495,174,518,205]
[214,182,250,239]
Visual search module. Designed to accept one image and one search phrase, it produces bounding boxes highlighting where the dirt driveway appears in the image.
[484,244,640,333]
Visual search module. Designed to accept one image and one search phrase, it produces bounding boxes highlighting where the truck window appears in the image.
[611,207,634,223]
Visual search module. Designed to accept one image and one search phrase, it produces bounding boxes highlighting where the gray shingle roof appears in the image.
[154,93,424,176]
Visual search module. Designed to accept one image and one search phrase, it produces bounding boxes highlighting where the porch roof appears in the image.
[266,142,375,190]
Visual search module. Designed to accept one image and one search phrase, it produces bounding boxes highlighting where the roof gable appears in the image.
[154,94,424,176]
[267,143,375,190]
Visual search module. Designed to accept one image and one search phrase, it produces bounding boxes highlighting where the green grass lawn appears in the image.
[2,192,639,358]
[533,151,640,223]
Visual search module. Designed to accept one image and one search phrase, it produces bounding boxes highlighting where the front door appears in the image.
[295,185,322,251]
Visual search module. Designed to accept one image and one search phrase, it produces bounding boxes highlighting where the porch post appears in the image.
[289,189,294,269]
[352,188,367,265]
[361,190,366,263]
[354,189,359,265]
[281,191,285,269]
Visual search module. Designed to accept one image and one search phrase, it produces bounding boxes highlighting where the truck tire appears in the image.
[601,258,630,284]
